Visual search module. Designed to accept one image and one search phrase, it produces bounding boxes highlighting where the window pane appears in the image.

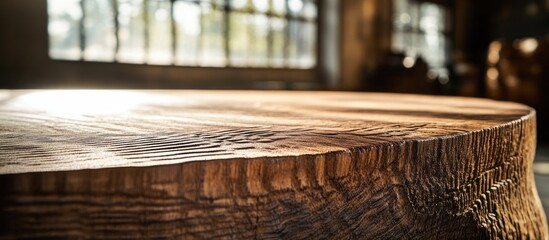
[419,3,447,33]
[229,12,250,67]
[303,0,317,20]
[117,0,145,63]
[286,20,300,67]
[288,21,316,69]
[392,0,450,69]
[392,31,406,53]
[420,33,447,68]
[299,21,316,68]
[83,0,116,61]
[48,0,82,60]
[392,31,421,56]
[393,0,419,31]
[147,0,172,65]
[250,14,269,67]
[270,17,286,67]
[393,32,447,69]
[174,1,201,66]
[199,3,225,67]
[272,0,286,15]
[252,0,269,13]
[229,0,248,10]
[288,0,304,16]
[229,1,271,67]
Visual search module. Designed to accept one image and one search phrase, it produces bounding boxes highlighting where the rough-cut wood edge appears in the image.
[0,90,538,174]
[0,108,547,239]
[0,97,547,239]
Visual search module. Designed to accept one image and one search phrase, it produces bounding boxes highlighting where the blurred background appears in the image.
[0,0,548,222]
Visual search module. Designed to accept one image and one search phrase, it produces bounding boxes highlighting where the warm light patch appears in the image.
[489,41,502,52]
[518,38,538,54]
[13,90,147,117]
[505,75,519,88]
[486,67,499,91]
[487,41,502,65]
[486,67,499,80]
[402,57,415,68]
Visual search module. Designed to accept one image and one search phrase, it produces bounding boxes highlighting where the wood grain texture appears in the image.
[0,90,547,239]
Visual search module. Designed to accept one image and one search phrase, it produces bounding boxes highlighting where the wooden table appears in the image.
[0,90,547,239]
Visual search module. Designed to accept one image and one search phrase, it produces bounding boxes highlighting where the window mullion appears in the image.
[170,0,177,65]
[267,1,274,67]
[112,0,120,62]
[79,0,87,61]
[283,0,290,67]
[198,2,204,66]
[223,0,230,67]
[143,0,150,64]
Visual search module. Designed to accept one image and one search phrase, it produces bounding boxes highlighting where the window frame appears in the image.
[390,0,453,70]
[45,0,324,89]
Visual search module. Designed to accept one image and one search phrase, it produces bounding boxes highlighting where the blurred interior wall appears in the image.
[339,0,392,90]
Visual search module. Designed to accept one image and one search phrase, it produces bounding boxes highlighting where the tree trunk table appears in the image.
[0,90,547,239]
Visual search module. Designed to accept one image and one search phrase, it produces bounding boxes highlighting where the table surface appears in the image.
[0,90,532,174]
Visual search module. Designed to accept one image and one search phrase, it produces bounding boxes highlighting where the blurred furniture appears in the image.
[485,37,549,142]
[0,90,547,239]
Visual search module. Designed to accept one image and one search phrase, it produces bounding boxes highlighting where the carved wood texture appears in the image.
[0,90,547,239]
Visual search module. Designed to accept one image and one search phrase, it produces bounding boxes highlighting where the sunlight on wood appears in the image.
[11,90,148,117]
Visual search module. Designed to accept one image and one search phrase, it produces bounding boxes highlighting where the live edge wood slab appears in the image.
[0,90,547,239]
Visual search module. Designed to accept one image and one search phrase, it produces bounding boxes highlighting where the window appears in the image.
[47,0,318,69]
[392,0,451,82]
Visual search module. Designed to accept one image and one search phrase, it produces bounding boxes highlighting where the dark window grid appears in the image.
[79,0,86,56]
[392,29,452,68]
[392,0,451,34]
[392,25,452,67]
[393,27,452,59]
[71,0,318,68]
[392,10,452,36]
